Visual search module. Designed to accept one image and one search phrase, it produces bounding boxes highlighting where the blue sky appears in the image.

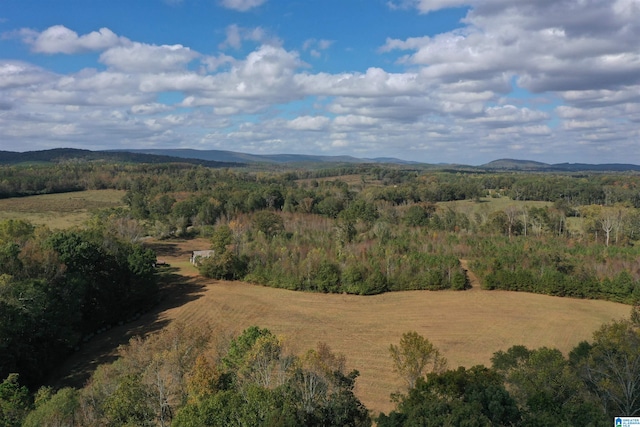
[1,0,639,164]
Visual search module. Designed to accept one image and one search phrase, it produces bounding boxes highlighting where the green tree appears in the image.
[0,220,35,245]
[210,224,233,254]
[252,211,285,238]
[378,366,520,427]
[580,318,640,418]
[103,374,154,426]
[389,331,447,390]
[0,374,31,427]
[22,387,80,427]
[223,326,276,374]
[199,250,247,280]
[492,346,607,426]
[403,205,430,227]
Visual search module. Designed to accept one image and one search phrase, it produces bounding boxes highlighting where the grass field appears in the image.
[0,190,126,229]
[137,239,628,415]
[438,196,552,216]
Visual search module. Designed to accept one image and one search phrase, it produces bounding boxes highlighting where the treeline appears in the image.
[0,219,157,389]
[5,314,640,426]
[3,161,640,208]
[0,163,250,199]
[193,204,639,301]
[469,235,640,303]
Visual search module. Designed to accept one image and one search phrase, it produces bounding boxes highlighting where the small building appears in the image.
[190,250,215,265]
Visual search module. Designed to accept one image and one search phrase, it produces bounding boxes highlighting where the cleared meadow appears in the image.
[154,239,628,415]
[0,189,126,228]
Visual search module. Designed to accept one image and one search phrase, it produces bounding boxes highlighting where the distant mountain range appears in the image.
[1,148,639,172]
[479,158,640,172]
[0,148,242,168]
[121,148,420,165]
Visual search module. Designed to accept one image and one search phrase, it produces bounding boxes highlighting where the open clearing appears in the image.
[0,189,126,228]
[134,239,628,414]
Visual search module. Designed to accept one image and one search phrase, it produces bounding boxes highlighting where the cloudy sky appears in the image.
[1,0,639,164]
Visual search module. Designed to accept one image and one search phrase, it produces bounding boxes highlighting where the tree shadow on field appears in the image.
[46,263,207,390]
[146,240,184,259]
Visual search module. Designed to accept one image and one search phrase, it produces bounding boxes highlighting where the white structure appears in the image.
[190,250,215,265]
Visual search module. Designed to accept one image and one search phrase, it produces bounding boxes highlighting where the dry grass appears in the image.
[0,190,126,229]
[150,239,628,415]
[438,196,552,217]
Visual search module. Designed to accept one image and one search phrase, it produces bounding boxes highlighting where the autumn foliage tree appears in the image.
[389,331,447,390]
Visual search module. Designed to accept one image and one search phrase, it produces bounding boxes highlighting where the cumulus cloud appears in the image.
[131,103,173,115]
[219,0,267,12]
[0,61,53,89]
[99,42,200,72]
[20,25,128,54]
[286,115,330,131]
[383,0,640,95]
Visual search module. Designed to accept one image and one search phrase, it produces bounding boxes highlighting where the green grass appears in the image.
[0,190,126,229]
[437,196,552,217]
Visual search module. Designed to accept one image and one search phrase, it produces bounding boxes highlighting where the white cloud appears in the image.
[2,2,639,165]
[286,116,330,131]
[219,25,280,50]
[100,43,200,72]
[0,61,53,89]
[22,25,128,54]
[470,105,549,128]
[201,53,236,72]
[333,115,379,128]
[131,103,173,115]
[387,0,471,13]
[383,0,640,94]
[219,0,267,12]
[302,39,334,59]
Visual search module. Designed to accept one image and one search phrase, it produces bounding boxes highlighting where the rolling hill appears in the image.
[1,149,639,172]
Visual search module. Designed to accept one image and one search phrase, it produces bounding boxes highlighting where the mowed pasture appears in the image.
[152,239,629,415]
[0,189,126,228]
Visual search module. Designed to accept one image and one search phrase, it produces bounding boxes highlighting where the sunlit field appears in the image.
[148,239,628,414]
[0,190,126,228]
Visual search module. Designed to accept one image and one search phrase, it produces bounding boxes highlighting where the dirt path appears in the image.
[459,259,482,291]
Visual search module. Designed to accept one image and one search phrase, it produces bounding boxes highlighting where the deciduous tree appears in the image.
[389,331,447,390]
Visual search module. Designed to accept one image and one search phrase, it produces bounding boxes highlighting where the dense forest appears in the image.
[0,219,157,389]
[1,159,640,425]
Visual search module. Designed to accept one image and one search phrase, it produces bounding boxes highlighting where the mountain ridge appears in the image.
[1,149,639,172]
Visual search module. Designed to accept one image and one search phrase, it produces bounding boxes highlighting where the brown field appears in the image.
[52,238,628,416]
[0,190,126,228]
